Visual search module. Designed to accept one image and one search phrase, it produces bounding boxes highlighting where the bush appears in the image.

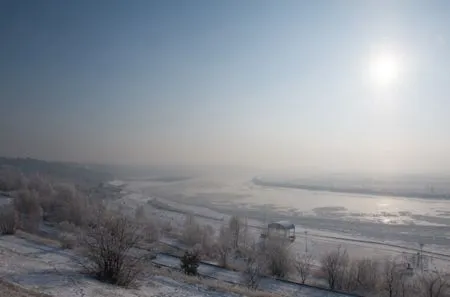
[381,259,408,297]
[320,246,349,290]
[214,226,233,268]
[27,174,54,199]
[181,215,203,246]
[160,220,173,236]
[180,250,200,276]
[58,221,78,233]
[48,184,87,226]
[295,253,313,284]
[79,211,149,287]
[343,258,379,293]
[229,215,242,249]
[262,238,293,278]
[417,271,450,297]
[135,205,146,222]
[228,215,249,251]
[199,224,215,258]
[0,205,17,235]
[0,167,27,191]
[14,189,42,233]
[59,232,76,249]
[143,219,160,244]
[242,243,265,289]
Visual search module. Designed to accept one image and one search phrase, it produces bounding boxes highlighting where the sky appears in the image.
[1,0,450,174]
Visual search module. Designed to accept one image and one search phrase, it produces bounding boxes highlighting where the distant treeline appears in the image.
[252,177,450,200]
[0,157,113,187]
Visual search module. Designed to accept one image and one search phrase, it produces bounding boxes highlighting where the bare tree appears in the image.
[263,237,293,278]
[0,205,17,235]
[134,205,146,222]
[418,271,450,297]
[0,167,27,191]
[320,246,349,290]
[50,184,87,226]
[200,224,215,258]
[182,215,203,247]
[14,189,42,233]
[79,211,151,287]
[355,258,379,292]
[342,259,359,292]
[242,242,265,289]
[381,259,407,297]
[342,258,380,294]
[229,215,242,250]
[27,174,54,201]
[214,226,233,268]
[242,217,249,248]
[295,253,313,284]
[59,232,77,249]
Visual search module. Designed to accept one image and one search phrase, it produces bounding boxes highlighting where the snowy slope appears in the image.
[0,235,351,297]
[0,236,227,297]
[154,254,359,297]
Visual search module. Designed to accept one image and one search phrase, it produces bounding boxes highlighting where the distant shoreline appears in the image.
[251,177,450,200]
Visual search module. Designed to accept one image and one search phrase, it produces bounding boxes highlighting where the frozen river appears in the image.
[128,173,450,258]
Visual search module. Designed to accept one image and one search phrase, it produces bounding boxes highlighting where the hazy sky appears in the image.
[1,1,450,173]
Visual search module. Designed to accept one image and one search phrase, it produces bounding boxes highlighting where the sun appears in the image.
[369,50,401,87]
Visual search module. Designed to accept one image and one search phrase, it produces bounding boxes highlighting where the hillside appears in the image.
[0,157,113,187]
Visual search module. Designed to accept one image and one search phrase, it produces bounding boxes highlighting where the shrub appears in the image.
[262,238,293,278]
[58,221,78,233]
[200,224,215,258]
[243,259,263,290]
[14,189,42,233]
[0,205,17,235]
[135,205,146,222]
[417,271,450,297]
[27,174,54,200]
[143,219,160,244]
[180,249,200,276]
[242,243,265,289]
[214,226,233,268]
[344,258,379,293]
[0,167,27,191]
[49,184,87,226]
[79,211,149,287]
[295,253,313,284]
[320,246,349,290]
[160,220,173,236]
[229,215,242,249]
[59,232,76,249]
[381,259,408,297]
[181,215,203,247]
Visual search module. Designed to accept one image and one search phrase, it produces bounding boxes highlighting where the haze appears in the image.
[1,0,450,174]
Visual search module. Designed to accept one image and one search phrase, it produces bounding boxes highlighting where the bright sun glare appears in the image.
[369,51,401,87]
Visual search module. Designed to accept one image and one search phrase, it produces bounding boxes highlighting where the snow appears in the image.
[0,236,227,297]
[0,194,12,206]
[0,235,352,297]
[123,176,450,272]
[4,173,450,297]
[108,180,126,187]
[154,254,357,297]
